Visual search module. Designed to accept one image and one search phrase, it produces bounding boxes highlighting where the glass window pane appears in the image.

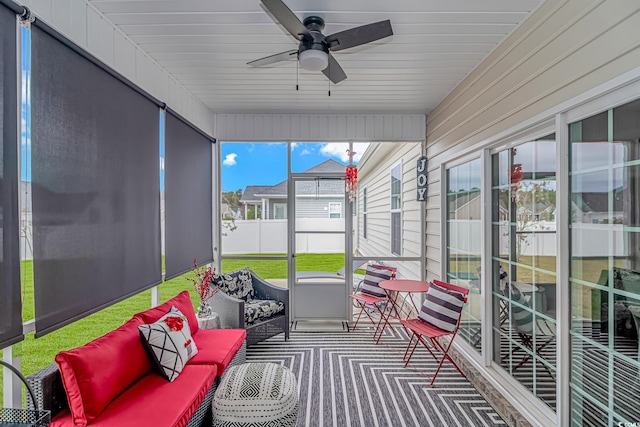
[569,99,640,426]
[492,135,557,411]
[447,158,482,352]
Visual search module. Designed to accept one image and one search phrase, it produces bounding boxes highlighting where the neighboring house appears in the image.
[572,190,624,224]
[220,202,241,220]
[355,142,423,279]
[240,159,346,220]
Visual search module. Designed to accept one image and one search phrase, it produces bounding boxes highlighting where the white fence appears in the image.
[222,219,346,254]
[448,220,628,258]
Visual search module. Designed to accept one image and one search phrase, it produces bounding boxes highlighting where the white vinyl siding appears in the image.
[356,142,422,279]
[215,114,426,142]
[424,0,640,284]
[294,197,345,219]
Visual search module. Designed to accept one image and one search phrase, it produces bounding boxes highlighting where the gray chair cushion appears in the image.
[244,299,285,325]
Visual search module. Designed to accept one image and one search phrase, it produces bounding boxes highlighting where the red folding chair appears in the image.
[400,279,469,387]
[349,264,397,331]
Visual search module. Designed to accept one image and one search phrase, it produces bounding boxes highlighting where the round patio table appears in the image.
[374,279,429,343]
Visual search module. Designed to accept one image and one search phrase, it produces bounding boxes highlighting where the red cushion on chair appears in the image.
[189,329,246,374]
[133,291,199,336]
[55,317,152,426]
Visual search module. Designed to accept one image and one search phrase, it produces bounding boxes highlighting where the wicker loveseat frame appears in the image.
[208,270,290,347]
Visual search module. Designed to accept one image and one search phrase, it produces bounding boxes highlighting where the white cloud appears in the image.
[159,157,165,171]
[320,143,370,162]
[300,148,312,155]
[223,153,238,166]
[290,142,299,151]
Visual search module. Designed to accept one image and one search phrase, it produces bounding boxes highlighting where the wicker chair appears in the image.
[207,269,289,347]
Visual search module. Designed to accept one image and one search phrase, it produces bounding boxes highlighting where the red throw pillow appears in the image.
[55,317,152,426]
[133,291,199,336]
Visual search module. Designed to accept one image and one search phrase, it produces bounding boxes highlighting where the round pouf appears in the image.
[212,362,298,427]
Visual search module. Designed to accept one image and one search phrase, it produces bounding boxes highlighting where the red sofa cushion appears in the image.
[189,328,246,374]
[50,365,217,427]
[133,291,199,336]
[55,317,152,426]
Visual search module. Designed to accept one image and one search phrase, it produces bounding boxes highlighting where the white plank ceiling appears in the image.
[88,0,544,115]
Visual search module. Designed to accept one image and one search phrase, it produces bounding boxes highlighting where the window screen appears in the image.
[30,27,161,337]
[0,5,22,348]
[164,111,213,280]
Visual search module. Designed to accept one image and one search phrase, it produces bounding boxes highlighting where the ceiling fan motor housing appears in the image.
[299,16,329,55]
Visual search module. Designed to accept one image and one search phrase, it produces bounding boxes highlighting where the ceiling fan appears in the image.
[248,0,393,84]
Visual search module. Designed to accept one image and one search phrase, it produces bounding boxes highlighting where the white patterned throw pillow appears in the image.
[138,306,198,382]
[418,282,466,332]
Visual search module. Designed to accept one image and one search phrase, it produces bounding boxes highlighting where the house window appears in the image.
[446,158,481,352]
[569,99,640,425]
[274,203,286,219]
[391,164,402,255]
[329,202,341,218]
[491,134,557,411]
[363,187,367,239]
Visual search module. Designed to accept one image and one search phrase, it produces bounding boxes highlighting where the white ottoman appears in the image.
[212,362,298,427]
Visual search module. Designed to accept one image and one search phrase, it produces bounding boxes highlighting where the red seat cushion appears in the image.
[189,329,246,374]
[50,365,217,427]
[133,291,199,336]
[55,317,152,426]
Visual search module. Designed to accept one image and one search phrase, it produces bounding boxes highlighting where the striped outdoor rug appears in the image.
[246,326,505,427]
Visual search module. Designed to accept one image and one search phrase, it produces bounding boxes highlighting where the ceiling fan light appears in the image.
[298,49,328,72]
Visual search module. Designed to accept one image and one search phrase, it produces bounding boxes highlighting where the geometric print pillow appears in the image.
[360,265,394,298]
[138,306,198,382]
[418,282,466,332]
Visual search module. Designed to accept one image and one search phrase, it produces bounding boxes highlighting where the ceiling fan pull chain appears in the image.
[328,61,331,96]
[296,60,299,91]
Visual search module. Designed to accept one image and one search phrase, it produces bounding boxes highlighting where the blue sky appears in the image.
[221,142,369,192]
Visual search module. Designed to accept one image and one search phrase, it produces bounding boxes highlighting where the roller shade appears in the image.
[0,4,22,348]
[164,111,213,280]
[30,26,161,337]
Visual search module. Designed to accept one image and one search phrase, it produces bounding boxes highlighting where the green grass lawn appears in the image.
[1,253,345,400]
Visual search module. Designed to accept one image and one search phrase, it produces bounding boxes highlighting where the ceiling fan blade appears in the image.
[322,54,347,84]
[326,20,393,52]
[248,49,298,67]
[260,0,307,40]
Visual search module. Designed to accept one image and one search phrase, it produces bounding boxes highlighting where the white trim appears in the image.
[481,147,493,367]
[362,186,368,240]
[440,163,448,281]
[390,162,403,256]
[214,140,222,271]
[555,112,570,427]
[564,76,640,124]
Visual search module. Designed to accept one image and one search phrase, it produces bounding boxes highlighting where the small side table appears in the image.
[198,313,221,330]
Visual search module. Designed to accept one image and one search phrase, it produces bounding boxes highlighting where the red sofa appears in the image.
[26,291,246,427]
